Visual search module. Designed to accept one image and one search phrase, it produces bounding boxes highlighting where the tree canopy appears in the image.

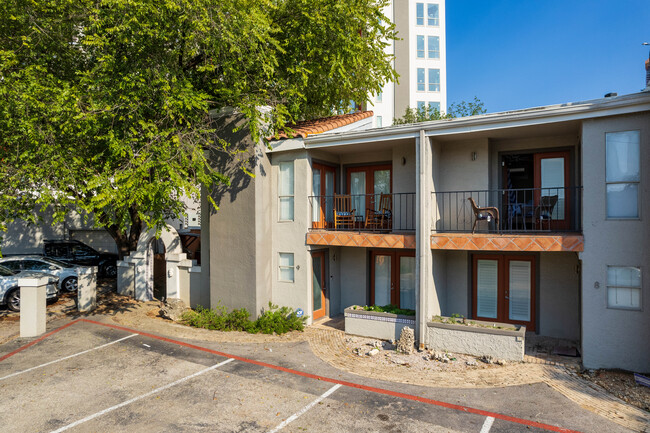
[392,97,486,125]
[0,0,397,256]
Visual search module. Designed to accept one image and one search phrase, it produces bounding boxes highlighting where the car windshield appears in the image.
[39,257,75,268]
[0,264,16,276]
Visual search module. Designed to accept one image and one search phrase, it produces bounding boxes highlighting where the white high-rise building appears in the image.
[367,0,447,127]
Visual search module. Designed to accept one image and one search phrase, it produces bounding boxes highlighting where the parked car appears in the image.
[44,239,118,277]
[0,264,59,312]
[0,256,80,292]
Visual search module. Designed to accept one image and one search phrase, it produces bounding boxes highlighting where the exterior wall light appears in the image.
[471,152,477,161]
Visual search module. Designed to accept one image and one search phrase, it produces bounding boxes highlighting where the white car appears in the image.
[0,264,59,312]
[0,256,80,292]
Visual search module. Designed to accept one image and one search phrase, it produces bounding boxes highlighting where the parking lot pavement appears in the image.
[0,319,636,433]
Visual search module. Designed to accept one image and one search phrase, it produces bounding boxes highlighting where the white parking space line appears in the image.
[268,384,342,433]
[49,357,235,433]
[0,334,137,381]
[480,416,495,433]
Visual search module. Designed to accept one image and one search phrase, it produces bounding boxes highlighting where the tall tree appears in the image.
[0,0,397,257]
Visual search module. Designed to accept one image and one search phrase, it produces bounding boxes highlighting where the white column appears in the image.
[165,253,192,303]
[18,277,48,338]
[77,266,98,312]
[415,129,433,349]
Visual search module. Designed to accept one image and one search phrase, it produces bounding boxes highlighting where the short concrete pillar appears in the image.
[77,266,98,312]
[117,258,135,297]
[18,277,48,338]
[166,253,192,303]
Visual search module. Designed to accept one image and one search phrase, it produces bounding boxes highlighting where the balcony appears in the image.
[431,187,584,252]
[306,193,416,249]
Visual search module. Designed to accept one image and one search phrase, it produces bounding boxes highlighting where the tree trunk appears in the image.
[100,207,143,260]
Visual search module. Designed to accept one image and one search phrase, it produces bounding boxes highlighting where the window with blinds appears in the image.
[508,261,531,322]
[476,259,498,319]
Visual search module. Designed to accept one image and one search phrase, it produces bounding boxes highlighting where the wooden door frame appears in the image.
[311,250,328,320]
[534,151,571,231]
[370,249,415,307]
[471,253,536,331]
[346,164,392,215]
[312,163,336,229]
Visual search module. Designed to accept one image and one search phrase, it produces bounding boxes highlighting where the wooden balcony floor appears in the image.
[430,232,584,252]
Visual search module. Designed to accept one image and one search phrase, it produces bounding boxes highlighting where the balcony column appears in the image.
[415,130,434,349]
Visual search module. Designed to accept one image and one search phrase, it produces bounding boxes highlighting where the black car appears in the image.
[44,240,118,277]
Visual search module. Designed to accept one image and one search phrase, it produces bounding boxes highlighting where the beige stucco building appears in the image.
[204,92,650,372]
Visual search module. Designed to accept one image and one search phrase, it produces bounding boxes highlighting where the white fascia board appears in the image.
[266,138,305,153]
[304,92,650,148]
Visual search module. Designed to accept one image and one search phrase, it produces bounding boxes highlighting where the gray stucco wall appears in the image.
[206,113,272,318]
[581,113,650,372]
[442,250,470,317]
[538,253,580,340]
[340,248,368,310]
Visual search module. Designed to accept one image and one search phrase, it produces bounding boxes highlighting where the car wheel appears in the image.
[62,277,78,292]
[6,289,20,312]
[103,264,117,278]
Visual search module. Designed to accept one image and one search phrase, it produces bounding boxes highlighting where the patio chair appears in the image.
[333,194,356,230]
[528,195,558,231]
[364,193,392,231]
[467,197,499,234]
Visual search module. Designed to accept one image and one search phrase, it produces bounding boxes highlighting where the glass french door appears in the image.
[370,250,415,309]
[534,151,570,230]
[347,165,392,221]
[311,251,327,320]
[312,164,336,228]
[472,254,535,331]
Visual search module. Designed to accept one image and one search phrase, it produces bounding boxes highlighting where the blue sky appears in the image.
[446,0,650,113]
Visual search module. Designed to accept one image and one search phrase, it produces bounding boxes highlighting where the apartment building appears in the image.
[204,91,650,372]
[368,0,447,128]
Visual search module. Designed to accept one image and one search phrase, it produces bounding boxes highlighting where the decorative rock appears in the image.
[396,326,415,354]
[368,348,380,356]
[466,360,478,366]
[159,298,189,322]
[479,355,496,364]
[495,359,507,366]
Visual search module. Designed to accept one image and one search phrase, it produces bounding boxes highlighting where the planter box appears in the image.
[426,319,525,361]
[344,307,416,341]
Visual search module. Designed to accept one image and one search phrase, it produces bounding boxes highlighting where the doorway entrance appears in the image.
[151,239,166,300]
[370,250,416,310]
[311,251,327,320]
[347,165,392,221]
[472,254,536,331]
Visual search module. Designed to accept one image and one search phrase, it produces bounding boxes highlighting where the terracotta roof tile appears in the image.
[268,111,373,140]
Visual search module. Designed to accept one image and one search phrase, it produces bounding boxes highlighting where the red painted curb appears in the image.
[0,319,82,362]
[78,319,580,433]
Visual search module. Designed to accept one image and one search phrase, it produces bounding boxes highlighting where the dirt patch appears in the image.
[581,369,650,412]
[344,335,509,373]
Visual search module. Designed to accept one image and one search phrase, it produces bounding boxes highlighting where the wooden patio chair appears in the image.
[467,197,499,234]
[333,194,356,230]
[364,194,393,231]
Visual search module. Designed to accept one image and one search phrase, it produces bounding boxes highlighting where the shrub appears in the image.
[181,302,306,334]
[360,304,415,316]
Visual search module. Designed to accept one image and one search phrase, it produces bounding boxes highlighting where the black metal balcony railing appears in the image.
[432,187,583,233]
[308,193,416,232]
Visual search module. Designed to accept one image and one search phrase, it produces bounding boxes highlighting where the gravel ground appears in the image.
[581,369,650,412]
[344,334,511,373]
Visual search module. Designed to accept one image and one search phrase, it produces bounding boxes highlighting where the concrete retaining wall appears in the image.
[426,320,525,361]
[344,307,416,341]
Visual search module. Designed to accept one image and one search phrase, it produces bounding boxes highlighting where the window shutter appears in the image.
[509,261,531,322]
[477,260,498,319]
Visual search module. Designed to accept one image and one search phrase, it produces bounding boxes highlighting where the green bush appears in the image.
[181,302,306,334]
[361,304,415,316]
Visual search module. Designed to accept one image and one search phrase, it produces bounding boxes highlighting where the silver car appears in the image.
[0,256,80,292]
[0,264,59,311]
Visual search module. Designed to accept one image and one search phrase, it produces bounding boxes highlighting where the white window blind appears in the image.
[508,261,531,322]
[374,255,391,306]
[279,162,294,221]
[477,260,498,319]
[399,256,416,310]
[278,253,294,282]
[607,266,641,309]
[606,131,640,218]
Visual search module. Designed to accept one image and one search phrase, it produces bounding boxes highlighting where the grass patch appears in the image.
[181,302,306,334]
[351,304,416,316]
